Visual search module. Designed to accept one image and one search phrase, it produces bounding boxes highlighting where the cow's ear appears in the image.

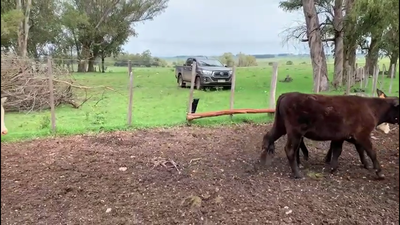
[1,97,7,105]
[376,89,387,98]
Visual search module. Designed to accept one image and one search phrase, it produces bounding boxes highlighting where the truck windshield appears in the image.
[198,59,224,67]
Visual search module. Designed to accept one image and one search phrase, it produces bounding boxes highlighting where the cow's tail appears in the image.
[272,94,285,127]
[262,93,286,154]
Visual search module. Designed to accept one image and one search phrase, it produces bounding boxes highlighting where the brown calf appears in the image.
[322,89,395,170]
[261,92,399,179]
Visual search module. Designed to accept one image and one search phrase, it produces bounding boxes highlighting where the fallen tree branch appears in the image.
[1,53,125,111]
[187,108,275,121]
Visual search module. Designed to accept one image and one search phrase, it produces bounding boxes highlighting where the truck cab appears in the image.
[175,57,233,90]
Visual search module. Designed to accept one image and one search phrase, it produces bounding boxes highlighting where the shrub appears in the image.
[286,61,293,65]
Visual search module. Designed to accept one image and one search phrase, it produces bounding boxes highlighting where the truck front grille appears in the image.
[213,71,229,77]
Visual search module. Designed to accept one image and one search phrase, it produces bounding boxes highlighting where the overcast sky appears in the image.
[123,0,308,57]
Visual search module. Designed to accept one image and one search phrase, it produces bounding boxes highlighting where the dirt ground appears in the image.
[1,123,399,225]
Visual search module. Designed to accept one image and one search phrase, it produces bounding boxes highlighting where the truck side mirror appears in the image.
[224,64,227,67]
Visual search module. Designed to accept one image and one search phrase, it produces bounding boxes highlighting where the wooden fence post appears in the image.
[345,65,351,95]
[388,64,395,94]
[269,62,279,109]
[187,62,197,116]
[47,57,56,133]
[364,67,369,90]
[229,66,237,120]
[127,61,134,126]
[359,68,363,89]
[380,64,386,90]
[371,65,379,96]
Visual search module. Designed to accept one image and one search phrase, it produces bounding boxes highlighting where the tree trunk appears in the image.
[16,0,32,57]
[69,48,74,72]
[101,56,105,73]
[87,57,95,72]
[78,44,90,72]
[302,0,329,92]
[388,52,399,78]
[332,0,344,89]
[365,36,379,76]
[78,61,86,72]
[342,0,356,85]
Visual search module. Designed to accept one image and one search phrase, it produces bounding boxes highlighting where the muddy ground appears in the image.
[1,123,399,225]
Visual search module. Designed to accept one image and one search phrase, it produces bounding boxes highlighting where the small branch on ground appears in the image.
[151,157,181,174]
[189,158,202,164]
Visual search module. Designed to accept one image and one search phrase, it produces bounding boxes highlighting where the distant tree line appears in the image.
[112,50,168,67]
[172,52,259,68]
[219,52,258,67]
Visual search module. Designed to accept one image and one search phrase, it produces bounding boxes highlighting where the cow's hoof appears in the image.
[362,164,371,169]
[376,171,385,180]
[330,166,339,174]
[293,173,303,179]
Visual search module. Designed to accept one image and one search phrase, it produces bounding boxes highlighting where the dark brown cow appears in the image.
[261,92,399,179]
[320,89,395,169]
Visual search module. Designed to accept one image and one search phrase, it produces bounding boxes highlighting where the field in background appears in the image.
[161,55,342,66]
[1,57,399,142]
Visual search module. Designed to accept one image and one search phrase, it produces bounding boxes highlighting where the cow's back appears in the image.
[277,93,377,138]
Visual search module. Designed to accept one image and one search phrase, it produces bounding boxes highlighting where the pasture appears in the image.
[1,57,399,224]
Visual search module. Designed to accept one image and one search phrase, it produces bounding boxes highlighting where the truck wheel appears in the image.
[195,76,203,90]
[178,75,186,88]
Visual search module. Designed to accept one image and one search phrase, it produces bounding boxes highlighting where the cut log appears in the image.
[186,108,275,121]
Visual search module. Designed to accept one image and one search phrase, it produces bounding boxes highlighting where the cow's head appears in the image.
[383,96,400,125]
[1,97,8,135]
[375,89,399,131]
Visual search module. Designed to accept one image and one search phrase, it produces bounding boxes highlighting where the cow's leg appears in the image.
[324,139,353,164]
[260,126,286,165]
[324,139,369,169]
[346,139,369,169]
[285,134,303,178]
[297,138,309,168]
[324,146,333,164]
[355,135,384,179]
[329,140,344,172]
[353,143,369,169]
[299,139,309,161]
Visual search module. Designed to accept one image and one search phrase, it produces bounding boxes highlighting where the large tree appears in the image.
[331,0,344,88]
[15,0,32,57]
[280,0,332,91]
[302,0,329,92]
[347,0,399,77]
[280,0,330,91]
[1,0,61,57]
[60,0,169,72]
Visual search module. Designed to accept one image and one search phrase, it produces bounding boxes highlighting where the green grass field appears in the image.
[1,57,399,142]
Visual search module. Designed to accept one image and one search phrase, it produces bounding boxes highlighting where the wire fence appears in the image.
[1,56,398,138]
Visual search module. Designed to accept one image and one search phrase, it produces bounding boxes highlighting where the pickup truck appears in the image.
[175,57,233,90]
